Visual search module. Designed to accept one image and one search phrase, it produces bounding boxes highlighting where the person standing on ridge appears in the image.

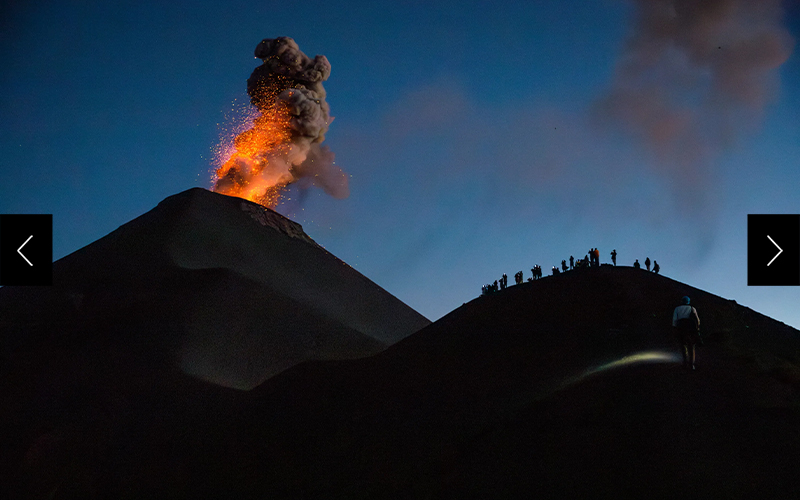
[645,257,651,271]
[569,256,574,270]
[633,259,640,269]
[673,296,701,370]
[593,248,600,266]
[611,249,617,266]
[561,260,568,272]
[653,261,660,274]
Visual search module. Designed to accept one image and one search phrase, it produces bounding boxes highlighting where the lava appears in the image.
[211,37,348,208]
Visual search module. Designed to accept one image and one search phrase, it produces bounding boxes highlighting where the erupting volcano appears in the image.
[212,37,349,208]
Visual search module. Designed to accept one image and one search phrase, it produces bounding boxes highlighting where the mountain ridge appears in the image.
[0,188,430,391]
[2,207,799,497]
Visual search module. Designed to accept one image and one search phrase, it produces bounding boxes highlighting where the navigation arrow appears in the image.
[767,234,783,267]
[17,234,33,267]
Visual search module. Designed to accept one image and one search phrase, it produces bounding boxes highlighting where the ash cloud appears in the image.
[214,37,348,206]
[593,0,793,212]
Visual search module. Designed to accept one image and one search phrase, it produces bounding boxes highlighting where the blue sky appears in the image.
[2,0,799,328]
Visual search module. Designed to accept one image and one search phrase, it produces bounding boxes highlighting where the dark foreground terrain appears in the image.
[3,257,800,498]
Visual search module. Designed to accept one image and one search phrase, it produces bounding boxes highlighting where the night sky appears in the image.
[2,1,799,328]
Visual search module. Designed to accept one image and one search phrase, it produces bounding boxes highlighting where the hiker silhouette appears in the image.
[673,296,702,370]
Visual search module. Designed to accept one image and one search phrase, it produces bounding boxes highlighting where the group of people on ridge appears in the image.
[633,257,660,274]
[481,247,664,296]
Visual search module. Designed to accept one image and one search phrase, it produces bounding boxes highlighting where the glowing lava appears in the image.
[211,37,348,208]
[214,81,295,207]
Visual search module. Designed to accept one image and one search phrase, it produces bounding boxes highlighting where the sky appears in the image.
[2,0,799,328]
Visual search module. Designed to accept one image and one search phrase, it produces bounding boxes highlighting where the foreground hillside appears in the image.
[3,266,800,498]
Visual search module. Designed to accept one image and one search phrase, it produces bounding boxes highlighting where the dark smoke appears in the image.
[214,37,348,204]
[248,37,332,143]
[594,0,793,211]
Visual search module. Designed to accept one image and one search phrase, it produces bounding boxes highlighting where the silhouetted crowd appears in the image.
[481,247,662,296]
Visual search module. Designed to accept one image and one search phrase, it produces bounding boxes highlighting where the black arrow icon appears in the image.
[0,214,52,285]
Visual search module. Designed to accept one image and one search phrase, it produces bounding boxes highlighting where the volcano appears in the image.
[0,188,430,391]
[2,215,800,498]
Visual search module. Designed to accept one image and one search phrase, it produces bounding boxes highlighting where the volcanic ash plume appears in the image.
[594,0,793,205]
[213,37,349,208]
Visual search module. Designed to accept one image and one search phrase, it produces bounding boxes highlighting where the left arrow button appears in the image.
[17,234,33,266]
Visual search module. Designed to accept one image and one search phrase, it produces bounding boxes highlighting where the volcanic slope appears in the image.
[0,188,430,391]
[5,265,800,498]
[226,266,800,498]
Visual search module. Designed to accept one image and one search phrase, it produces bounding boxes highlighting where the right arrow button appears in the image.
[767,235,783,267]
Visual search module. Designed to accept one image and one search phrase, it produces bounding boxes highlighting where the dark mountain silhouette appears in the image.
[3,218,800,498]
[0,188,430,391]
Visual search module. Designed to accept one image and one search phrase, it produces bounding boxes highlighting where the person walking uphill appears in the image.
[673,296,702,370]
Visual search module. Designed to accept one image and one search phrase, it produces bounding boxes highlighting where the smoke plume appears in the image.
[213,37,349,207]
[594,0,793,211]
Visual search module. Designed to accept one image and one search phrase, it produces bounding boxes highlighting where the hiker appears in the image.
[561,260,568,272]
[611,249,617,266]
[584,254,590,268]
[645,257,651,271]
[492,280,498,292]
[569,256,574,270]
[552,266,559,276]
[515,271,523,285]
[501,274,508,290]
[633,259,640,269]
[653,261,660,274]
[673,296,702,370]
[593,248,600,266]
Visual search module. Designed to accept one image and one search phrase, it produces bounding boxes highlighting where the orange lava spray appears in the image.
[212,37,349,208]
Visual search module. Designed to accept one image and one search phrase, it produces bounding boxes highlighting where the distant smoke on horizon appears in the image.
[594,0,794,214]
[213,37,349,208]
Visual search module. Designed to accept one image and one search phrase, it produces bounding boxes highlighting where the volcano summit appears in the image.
[0,188,430,391]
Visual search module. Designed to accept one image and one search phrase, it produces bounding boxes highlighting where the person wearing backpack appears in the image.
[673,296,701,370]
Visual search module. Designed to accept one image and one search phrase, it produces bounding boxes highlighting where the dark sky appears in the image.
[2,0,799,327]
